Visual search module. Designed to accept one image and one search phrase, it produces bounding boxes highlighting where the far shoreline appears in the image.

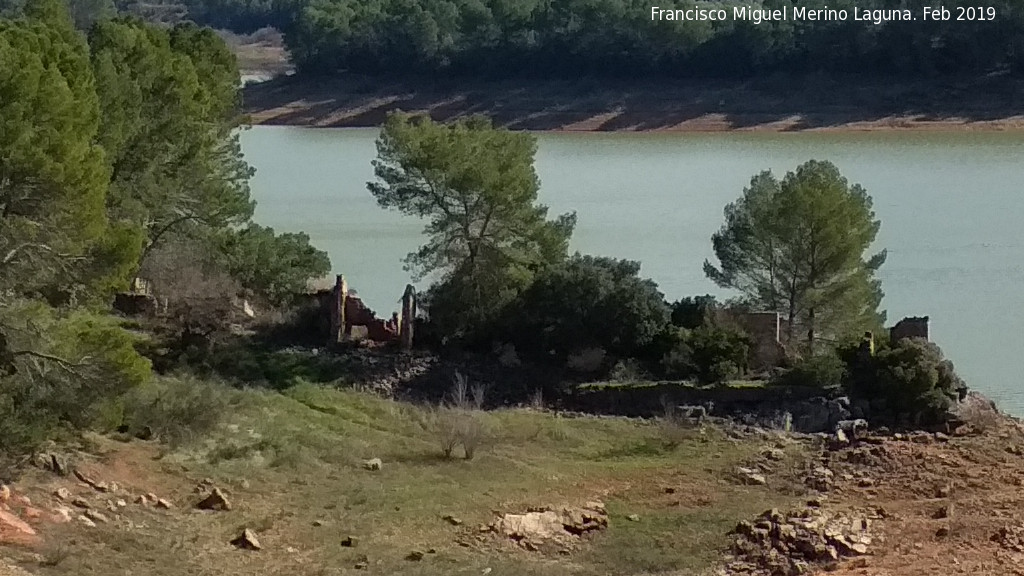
[242,73,1024,133]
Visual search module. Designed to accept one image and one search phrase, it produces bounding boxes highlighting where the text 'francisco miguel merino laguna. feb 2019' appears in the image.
[651,5,997,25]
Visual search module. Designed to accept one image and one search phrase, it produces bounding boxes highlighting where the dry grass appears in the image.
[3,380,813,576]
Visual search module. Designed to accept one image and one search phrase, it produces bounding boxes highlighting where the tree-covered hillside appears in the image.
[168,0,1024,79]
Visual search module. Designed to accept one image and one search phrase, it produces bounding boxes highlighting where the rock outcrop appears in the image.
[486,501,608,550]
[725,507,878,575]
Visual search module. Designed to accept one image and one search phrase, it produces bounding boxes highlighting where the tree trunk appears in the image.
[807,307,816,354]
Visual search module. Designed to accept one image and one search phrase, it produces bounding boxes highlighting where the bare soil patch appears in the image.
[243,74,1024,133]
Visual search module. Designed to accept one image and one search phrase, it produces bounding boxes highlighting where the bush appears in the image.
[608,358,649,383]
[844,339,966,426]
[502,254,670,360]
[434,373,487,460]
[121,376,236,447]
[660,325,750,384]
[1,303,152,462]
[772,353,845,390]
[669,295,718,329]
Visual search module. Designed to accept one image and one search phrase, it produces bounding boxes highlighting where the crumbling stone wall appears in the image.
[322,274,408,346]
[889,316,930,343]
[733,311,787,373]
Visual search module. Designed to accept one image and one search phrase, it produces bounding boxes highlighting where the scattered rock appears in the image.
[936,526,950,538]
[155,498,173,509]
[35,453,72,476]
[231,529,262,551]
[362,458,383,471]
[486,501,608,548]
[626,514,640,522]
[992,524,1024,552]
[805,466,835,492]
[195,488,231,511]
[74,469,113,493]
[726,507,874,576]
[312,520,324,527]
[71,498,90,509]
[761,448,785,461]
[736,467,768,486]
[442,514,463,526]
[664,487,676,494]
[933,505,951,519]
[0,485,10,504]
[936,484,952,499]
[354,561,368,570]
[834,428,850,447]
[50,507,73,524]
[84,509,109,524]
[116,499,127,508]
[76,515,96,528]
[910,432,934,444]
[406,550,424,561]
[341,536,357,547]
[54,488,72,501]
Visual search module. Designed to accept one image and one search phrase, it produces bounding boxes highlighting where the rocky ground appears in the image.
[0,387,1020,576]
[719,411,1024,576]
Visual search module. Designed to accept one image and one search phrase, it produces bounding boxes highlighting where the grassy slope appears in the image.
[7,381,813,576]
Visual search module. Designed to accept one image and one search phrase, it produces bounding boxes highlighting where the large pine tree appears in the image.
[704,160,887,353]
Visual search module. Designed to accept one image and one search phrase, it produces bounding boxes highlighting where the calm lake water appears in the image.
[240,126,1024,415]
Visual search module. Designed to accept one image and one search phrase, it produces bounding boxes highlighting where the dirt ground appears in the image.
[820,419,1024,576]
[241,74,1024,132]
[2,394,1023,575]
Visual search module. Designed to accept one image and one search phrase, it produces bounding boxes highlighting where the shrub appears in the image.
[772,353,845,390]
[608,358,649,383]
[1,303,151,463]
[435,373,488,460]
[844,339,966,426]
[121,376,236,447]
[502,254,670,360]
[660,324,750,384]
[669,295,718,329]
[657,400,706,448]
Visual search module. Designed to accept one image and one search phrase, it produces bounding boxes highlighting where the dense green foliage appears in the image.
[669,295,719,330]
[660,324,750,384]
[90,18,255,257]
[1,0,329,463]
[254,0,1024,78]
[369,112,575,340]
[0,0,114,299]
[771,352,845,390]
[502,254,670,359]
[842,339,966,426]
[217,224,331,306]
[705,160,886,353]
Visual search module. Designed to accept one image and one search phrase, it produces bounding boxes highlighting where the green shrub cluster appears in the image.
[660,325,750,385]
[843,338,966,426]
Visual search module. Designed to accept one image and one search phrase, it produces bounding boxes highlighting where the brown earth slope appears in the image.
[243,75,1024,132]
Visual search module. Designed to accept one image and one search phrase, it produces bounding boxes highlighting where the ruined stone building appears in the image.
[889,316,930,343]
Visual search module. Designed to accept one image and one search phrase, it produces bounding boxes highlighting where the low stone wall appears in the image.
[564,382,851,433]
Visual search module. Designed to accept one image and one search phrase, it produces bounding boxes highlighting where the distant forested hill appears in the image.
[164,0,1024,79]
[8,0,1018,79]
